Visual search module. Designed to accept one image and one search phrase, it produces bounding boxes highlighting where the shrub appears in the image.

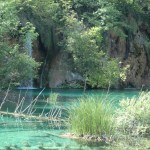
[115,92,150,137]
[68,96,114,136]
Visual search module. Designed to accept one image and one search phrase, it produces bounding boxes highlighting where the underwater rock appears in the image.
[23,142,31,147]
[4,146,12,150]
[37,143,45,150]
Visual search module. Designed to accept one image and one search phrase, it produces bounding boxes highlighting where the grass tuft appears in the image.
[69,96,114,136]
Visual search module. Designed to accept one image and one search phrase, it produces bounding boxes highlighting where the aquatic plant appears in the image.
[115,92,150,137]
[48,92,59,105]
[68,96,114,136]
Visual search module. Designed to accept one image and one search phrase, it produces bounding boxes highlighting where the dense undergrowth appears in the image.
[68,92,150,149]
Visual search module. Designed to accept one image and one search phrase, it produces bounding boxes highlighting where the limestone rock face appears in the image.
[39,24,150,88]
[48,52,83,88]
[107,20,150,89]
[19,4,150,89]
[29,13,150,89]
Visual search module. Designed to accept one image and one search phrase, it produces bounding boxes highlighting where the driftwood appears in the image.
[0,88,66,128]
[0,121,43,125]
[0,111,64,122]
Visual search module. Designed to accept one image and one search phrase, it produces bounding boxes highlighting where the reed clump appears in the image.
[69,96,114,136]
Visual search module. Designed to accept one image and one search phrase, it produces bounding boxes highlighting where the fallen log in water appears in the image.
[0,111,64,123]
[0,121,44,125]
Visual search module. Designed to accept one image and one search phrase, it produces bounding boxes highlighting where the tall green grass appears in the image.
[69,96,114,136]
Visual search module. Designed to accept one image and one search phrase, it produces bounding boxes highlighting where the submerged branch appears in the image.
[0,111,64,123]
[0,88,65,127]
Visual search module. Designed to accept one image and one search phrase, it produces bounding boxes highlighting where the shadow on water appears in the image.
[0,88,140,149]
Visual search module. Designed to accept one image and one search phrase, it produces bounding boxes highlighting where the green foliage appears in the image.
[66,26,103,74]
[0,0,39,88]
[115,92,150,137]
[0,44,39,88]
[69,96,114,135]
[9,0,150,89]
[48,92,59,105]
[17,0,61,51]
[0,0,149,89]
[68,92,150,149]
[19,0,59,20]
[107,92,150,150]
[65,13,122,88]
[89,59,121,88]
[0,0,19,37]
[19,22,38,42]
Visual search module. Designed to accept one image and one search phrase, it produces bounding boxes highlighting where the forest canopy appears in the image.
[0,0,149,88]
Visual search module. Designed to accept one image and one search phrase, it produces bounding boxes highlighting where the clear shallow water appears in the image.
[0,120,80,149]
[0,89,139,149]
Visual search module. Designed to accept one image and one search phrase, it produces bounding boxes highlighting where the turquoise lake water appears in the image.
[0,89,140,149]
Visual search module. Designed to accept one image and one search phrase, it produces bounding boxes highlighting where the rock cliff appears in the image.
[107,19,150,89]
[32,22,150,89]
[23,11,150,89]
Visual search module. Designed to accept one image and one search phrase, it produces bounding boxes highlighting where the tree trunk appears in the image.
[83,73,87,92]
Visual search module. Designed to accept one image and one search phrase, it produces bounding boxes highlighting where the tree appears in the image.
[0,0,39,88]
[65,13,122,89]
